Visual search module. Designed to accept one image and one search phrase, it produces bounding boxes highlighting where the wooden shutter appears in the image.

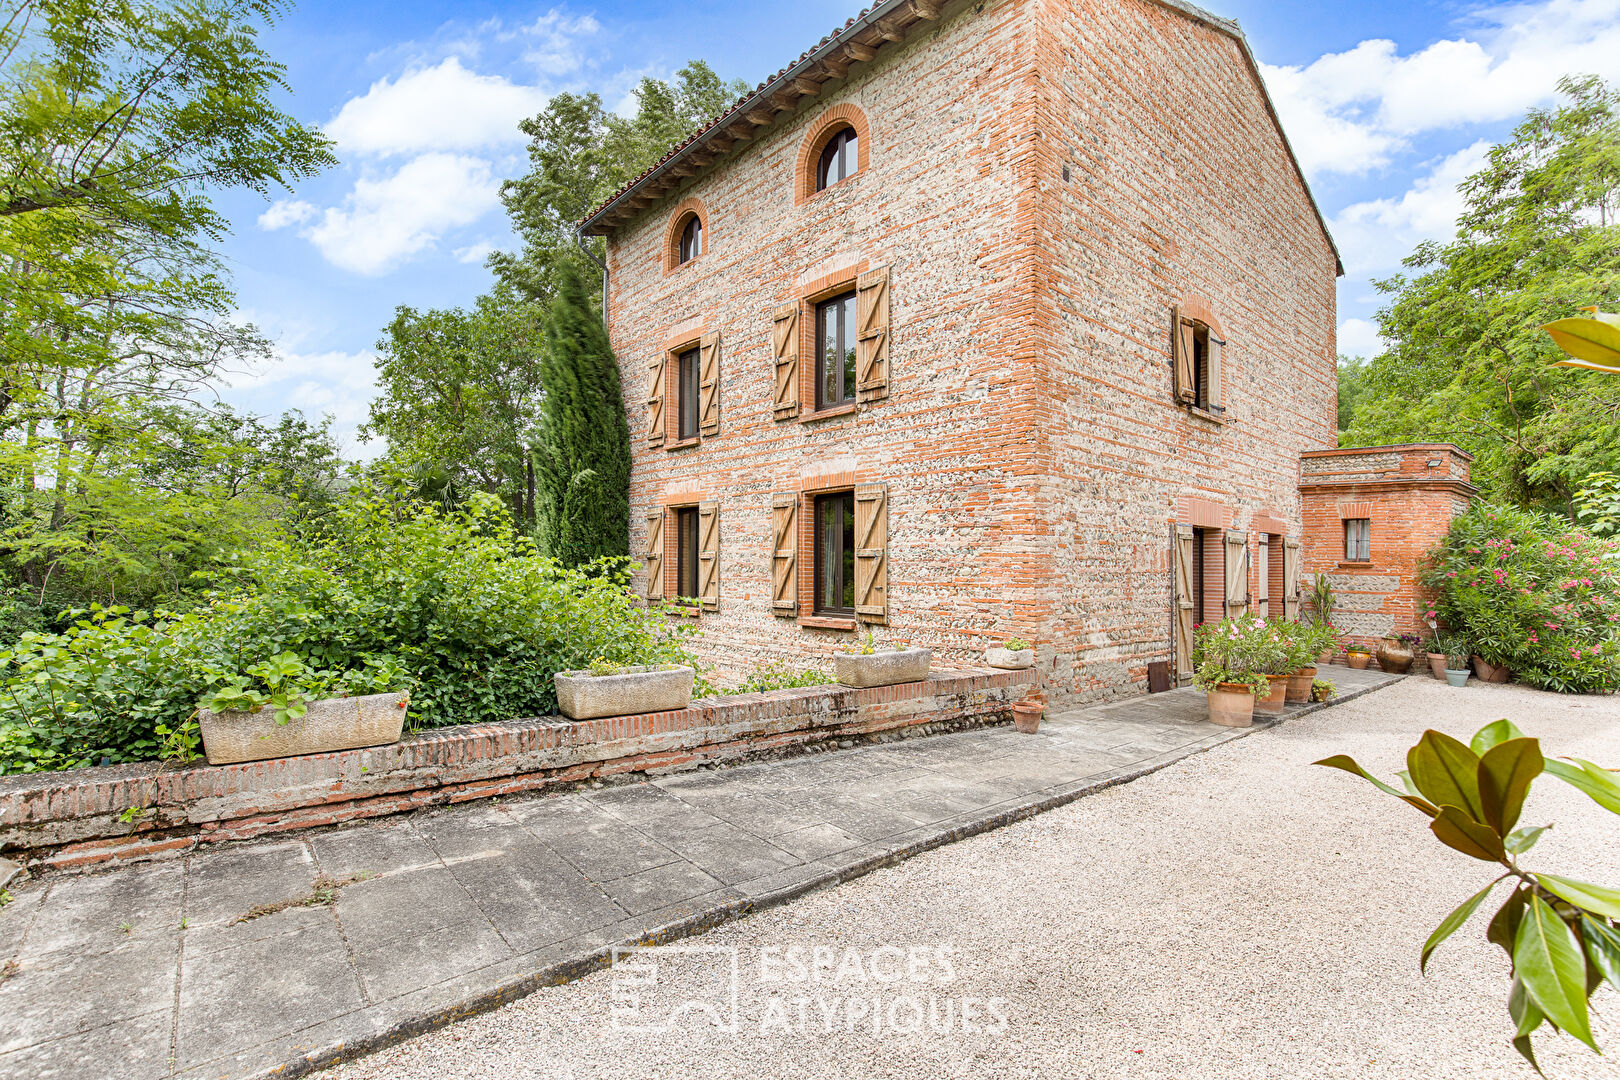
[1283,539,1301,620]
[1224,530,1249,618]
[646,356,667,446]
[770,493,798,614]
[856,266,891,402]
[1174,525,1196,679]
[1206,332,1224,411]
[698,332,720,437]
[1171,305,1194,402]
[853,484,888,622]
[697,501,720,611]
[772,303,800,420]
[643,510,665,599]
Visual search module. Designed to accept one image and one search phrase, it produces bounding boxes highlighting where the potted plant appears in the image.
[1472,654,1513,684]
[1423,616,1448,680]
[1444,641,1473,688]
[1345,644,1373,670]
[554,657,696,720]
[834,630,933,688]
[1010,698,1043,733]
[986,637,1035,670]
[1375,631,1420,674]
[198,653,411,766]
[1306,573,1338,664]
[1286,622,1329,703]
[1254,621,1294,718]
[1191,617,1270,728]
[1310,678,1336,702]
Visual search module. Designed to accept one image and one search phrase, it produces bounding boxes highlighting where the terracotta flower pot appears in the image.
[1376,640,1414,674]
[1347,651,1371,670]
[1473,656,1512,684]
[1285,666,1317,703]
[1317,649,1335,667]
[1207,683,1255,728]
[1427,653,1447,681]
[1255,674,1290,716]
[1011,701,1043,734]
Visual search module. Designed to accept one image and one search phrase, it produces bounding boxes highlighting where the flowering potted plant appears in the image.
[1254,620,1296,717]
[1423,613,1448,680]
[1345,643,1373,670]
[1191,618,1272,728]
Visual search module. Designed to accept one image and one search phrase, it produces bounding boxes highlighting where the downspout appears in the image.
[576,227,609,329]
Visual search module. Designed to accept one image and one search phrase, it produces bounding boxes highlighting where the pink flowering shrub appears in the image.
[1421,504,1620,693]
[1190,617,1286,695]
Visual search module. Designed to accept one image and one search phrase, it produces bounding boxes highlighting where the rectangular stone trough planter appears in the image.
[834,648,933,688]
[199,691,408,766]
[554,665,695,720]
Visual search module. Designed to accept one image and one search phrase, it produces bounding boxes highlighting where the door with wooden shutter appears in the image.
[853,484,888,623]
[1171,305,1194,402]
[1283,539,1301,620]
[1224,531,1249,618]
[772,303,800,419]
[856,266,890,402]
[646,356,666,447]
[1174,525,1196,680]
[698,333,720,437]
[771,493,798,614]
[643,510,665,599]
[696,501,720,611]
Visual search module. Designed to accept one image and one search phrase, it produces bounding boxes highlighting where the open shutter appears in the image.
[853,484,888,623]
[697,501,719,611]
[1206,332,1224,411]
[1174,525,1196,680]
[856,266,891,402]
[646,356,667,447]
[1283,539,1301,621]
[770,493,798,615]
[698,332,721,437]
[1171,305,1194,402]
[1224,531,1249,618]
[643,510,665,600]
[772,303,800,420]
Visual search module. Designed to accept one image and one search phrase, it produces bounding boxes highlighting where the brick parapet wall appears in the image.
[0,669,1036,870]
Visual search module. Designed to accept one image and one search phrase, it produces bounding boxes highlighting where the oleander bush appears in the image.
[1421,503,1620,693]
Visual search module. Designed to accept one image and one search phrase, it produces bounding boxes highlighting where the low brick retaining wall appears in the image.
[0,668,1036,870]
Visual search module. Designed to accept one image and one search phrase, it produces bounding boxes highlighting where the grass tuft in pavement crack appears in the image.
[233,873,371,924]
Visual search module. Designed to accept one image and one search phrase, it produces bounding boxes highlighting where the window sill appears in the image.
[797,614,856,631]
[662,603,702,619]
[1336,560,1375,568]
[800,403,857,424]
[1182,403,1231,426]
[665,437,700,451]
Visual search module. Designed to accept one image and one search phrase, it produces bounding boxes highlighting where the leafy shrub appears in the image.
[1421,503,1620,693]
[724,661,833,695]
[1190,617,1281,695]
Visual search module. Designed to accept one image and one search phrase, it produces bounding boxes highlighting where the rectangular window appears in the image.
[816,291,857,411]
[1344,518,1371,562]
[675,506,700,598]
[676,348,699,440]
[814,491,856,615]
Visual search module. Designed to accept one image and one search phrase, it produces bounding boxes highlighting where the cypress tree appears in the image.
[536,262,631,566]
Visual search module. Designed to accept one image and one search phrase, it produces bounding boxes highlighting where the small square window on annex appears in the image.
[579,0,1344,708]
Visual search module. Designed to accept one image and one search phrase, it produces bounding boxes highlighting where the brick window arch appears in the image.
[662,197,710,274]
[796,104,871,205]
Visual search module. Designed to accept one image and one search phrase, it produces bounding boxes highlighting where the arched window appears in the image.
[816,127,859,191]
[677,214,703,264]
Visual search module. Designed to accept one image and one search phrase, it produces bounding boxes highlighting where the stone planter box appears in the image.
[200,691,408,766]
[985,647,1034,670]
[554,665,694,720]
[834,648,933,688]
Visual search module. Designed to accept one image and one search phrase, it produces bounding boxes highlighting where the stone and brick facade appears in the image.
[582,0,1342,704]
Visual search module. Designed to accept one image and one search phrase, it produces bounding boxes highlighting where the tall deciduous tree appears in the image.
[1343,75,1620,513]
[536,262,629,566]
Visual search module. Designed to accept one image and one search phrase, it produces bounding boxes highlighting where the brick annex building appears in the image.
[580,0,1447,704]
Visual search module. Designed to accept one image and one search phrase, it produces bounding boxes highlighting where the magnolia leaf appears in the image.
[1422,879,1502,973]
[1543,316,1620,370]
[1430,805,1507,862]
[1505,825,1550,855]
[1580,917,1620,991]
[1514,895,1598,1052]
[1314,754,1439,817]
[1509,975,1545,1039]
[1409,730,1486,823]
[1397,769,1423,798]
[1544,759,1620,815]
[1536,874,1620,919]
[1472,719,1528,756]
[1477,738,1544,836]
[1490,887,1530,957]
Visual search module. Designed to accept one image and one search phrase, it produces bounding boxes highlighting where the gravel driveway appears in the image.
[332,676,1620,1080]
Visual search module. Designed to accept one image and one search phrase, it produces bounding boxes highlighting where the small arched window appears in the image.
[677,214,703,264]
[816,127,859,191]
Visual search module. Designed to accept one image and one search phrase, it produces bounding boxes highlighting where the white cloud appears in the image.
[258,199,317,230]
[1262,0,1620,176]
[301,153,502,275]
[1338,318,1386,358]
[1330,140,1491,275]
[324,56,549,157]
[516,10,600,76]
[453,240,495,264]
[220,346,382,458]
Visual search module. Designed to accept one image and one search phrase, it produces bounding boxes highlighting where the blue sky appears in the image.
[212,0,1620,455]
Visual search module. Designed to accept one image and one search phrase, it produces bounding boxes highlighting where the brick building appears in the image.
[580,0,1343,704]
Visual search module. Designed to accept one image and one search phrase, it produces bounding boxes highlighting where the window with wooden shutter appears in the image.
[1171,305,1194,403]
[644,510,665,599]
[1224,531,1249,618]
[698,332,720,437]
[1283,539,1301,620]
[1174,525,1196,679]
[853,484,888,623]
[771,493,798,614]
[646,356,667,446]
[856,266,890,402]
[772,303,800,419]
[1206,332,1225,411]
[697,501,720,611]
